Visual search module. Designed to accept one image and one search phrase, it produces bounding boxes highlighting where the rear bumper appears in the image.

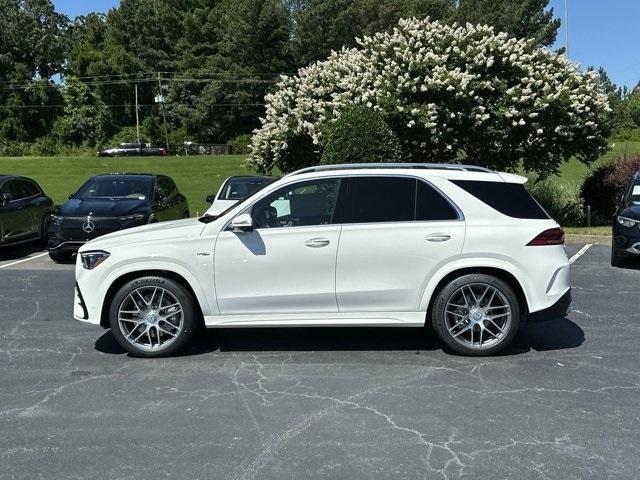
[527,288,571,323]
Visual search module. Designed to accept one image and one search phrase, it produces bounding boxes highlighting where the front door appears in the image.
[214,177,344,315]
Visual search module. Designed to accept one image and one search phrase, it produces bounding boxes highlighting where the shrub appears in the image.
[228,134,253,155]
[0,140,30,157]
[30,136,63,156]
[320,106,401,166]
[108,126,145,147]
[526,179,584,226]
[580,155,640,224]
[612,127,640,142]
[250,17,611,175]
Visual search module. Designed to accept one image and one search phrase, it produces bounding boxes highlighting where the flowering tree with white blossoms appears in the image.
[249,17,611,175]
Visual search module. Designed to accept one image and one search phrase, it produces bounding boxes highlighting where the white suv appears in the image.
[74,164,571,357]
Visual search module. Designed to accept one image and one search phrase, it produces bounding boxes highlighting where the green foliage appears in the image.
[228,134,253,155]
[612,128,640,142]
[53,78,113,146]
[108,126,144,146]
[0,139,31,157]
[320,107,402,166]
[526,179,584,226]
[456,0,559,47]
[580,155,640,224]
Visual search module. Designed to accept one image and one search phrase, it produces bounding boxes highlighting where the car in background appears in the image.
[205,175,274,216]
[48,173,188,262]
[612,170,640,267]
[0,175,53,248]
[74,163,571,358]
[97,143,167,157]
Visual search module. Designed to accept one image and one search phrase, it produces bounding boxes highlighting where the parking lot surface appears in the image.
[1,243,638,479]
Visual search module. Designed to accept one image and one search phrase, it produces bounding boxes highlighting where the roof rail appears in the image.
[284,163,494,177]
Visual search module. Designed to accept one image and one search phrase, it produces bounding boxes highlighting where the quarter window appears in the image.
[251,179,342,228]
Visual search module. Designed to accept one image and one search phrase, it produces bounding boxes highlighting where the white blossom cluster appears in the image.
[249,17,611,173]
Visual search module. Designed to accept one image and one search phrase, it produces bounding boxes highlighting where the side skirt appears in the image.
[204,311,426,328]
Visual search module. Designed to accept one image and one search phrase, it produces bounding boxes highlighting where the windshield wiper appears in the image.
[198,213,218,224]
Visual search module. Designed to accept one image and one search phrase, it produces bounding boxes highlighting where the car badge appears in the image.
[82,217,95,233]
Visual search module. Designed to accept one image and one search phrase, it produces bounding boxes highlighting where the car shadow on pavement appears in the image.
[0,243,45,261]
[94,316,584,357]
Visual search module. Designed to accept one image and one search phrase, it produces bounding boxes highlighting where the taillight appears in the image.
[527,228,565,246]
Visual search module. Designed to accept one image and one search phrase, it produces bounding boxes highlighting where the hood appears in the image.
[60,198,149,217]
[79,217,206,252]
[619,204,640,220]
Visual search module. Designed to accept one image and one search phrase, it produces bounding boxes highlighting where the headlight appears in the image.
[119,213,147,222]
[81,251,110,270]
[616,216,639,228]
[49,214,64,226]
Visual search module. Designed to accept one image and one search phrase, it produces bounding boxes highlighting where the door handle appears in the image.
[426,233,451,242]
[305,238,330,248]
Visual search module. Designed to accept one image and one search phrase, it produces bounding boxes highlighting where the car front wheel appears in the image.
[109,276,198,357]
[431,274,520,356]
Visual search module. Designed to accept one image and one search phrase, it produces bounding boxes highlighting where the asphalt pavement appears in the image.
[1,243,639,480]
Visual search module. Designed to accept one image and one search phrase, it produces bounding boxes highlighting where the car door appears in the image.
[0,179,30,243]
[336,175,465,312]
[214,177,344,315]
[16,179,50,238]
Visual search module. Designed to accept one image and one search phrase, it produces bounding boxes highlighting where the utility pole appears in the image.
[157,72,170,152]
[564,0,569,57]
[134,84,141,144]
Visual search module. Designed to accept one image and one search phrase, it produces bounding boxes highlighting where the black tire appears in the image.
[109,276,198,357]
[431,273,520,356]
[48,250,72,263]
[611,245,626,268]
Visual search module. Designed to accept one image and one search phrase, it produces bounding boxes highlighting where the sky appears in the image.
[53,0,640,89]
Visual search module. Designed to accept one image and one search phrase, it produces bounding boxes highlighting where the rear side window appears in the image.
[343,176,459,223]
[452,180,548,219]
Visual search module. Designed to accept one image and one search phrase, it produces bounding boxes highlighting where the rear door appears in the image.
[16,179,50,237]
[336,175,465,312]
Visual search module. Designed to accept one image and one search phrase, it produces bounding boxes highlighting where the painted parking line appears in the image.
[0,252,49,270]
[569,244,592,264]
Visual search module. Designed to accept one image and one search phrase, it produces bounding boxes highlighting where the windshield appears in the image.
[219,178,271,201]
[75,176,154,200]
[202,178,275,220]
[628,178,640,204]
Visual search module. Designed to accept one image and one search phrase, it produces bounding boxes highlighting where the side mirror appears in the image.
[229,213,254,232]
[68,192,77,200]
[206,194,216,204]
[0,192,10,206]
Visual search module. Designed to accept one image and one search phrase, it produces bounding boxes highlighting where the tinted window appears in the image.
[1,180,29,200]
[344,177,415,223]
[416,180,458,220]
[76,176,154,199]
[252,179,341,228]
[452,180,548,219]
[221,178,270,200]
[19,180,40,197]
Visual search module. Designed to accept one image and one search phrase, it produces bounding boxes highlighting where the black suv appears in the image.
[612,171,640,267]
[0,175,53,248]
[47,173,189,262]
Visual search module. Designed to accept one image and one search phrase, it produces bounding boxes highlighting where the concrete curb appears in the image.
[565,234,611,246]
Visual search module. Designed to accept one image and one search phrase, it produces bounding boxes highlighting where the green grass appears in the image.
[564,226,610,236]
[0,155,253,215]
[552,141,640,188]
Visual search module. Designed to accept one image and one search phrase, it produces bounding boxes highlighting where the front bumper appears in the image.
[48,216,146,252]
[527,288,571,323]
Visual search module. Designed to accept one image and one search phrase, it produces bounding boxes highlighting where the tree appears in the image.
[53,78,113,146]
[0,0,69,141]
[250,17,611,176]
[292,0,455,65]
[456,0,560,47]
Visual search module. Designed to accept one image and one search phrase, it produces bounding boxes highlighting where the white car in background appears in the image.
[74,163,571,358]
[205,175,274,216]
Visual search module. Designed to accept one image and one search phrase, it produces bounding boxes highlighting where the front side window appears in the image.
[343,176,459,223]
[1,180,28,201]
[251,179,342,229]
[19,180,40,197]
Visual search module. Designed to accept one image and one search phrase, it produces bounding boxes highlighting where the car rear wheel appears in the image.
[109,276,198,357]
[431,274,520,356]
